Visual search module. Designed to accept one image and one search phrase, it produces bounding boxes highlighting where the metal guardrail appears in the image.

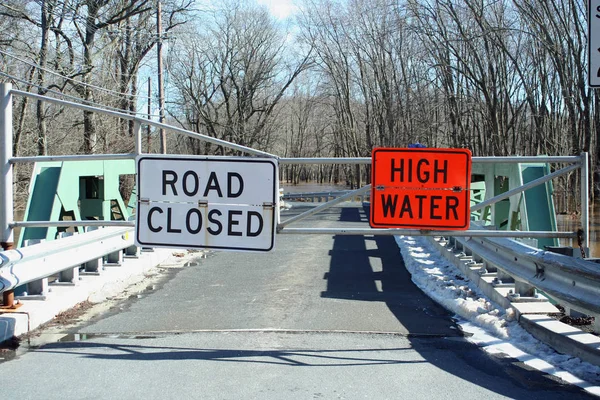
[0,227,134,295]
[449,230,600,319]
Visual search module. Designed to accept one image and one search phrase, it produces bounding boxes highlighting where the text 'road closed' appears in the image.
[370,148,471,230]
[145,206,264,237]
[136,156,277,252]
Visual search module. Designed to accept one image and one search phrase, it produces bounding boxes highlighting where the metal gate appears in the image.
[0,83,596,330]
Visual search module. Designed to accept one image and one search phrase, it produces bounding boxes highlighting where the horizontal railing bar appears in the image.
[10,154,583,166]
[278,227,578,238]
[473,156,581,163]
[13,221,577,239]
[11,153,136,164]
[278,156,581,165]
[11,220,135,228]
[279,157,371,164]
[11,89,276,158]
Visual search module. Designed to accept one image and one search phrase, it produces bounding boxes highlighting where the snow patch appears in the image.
[395,235,600,395]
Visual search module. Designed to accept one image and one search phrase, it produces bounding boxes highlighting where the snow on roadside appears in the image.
[394,235,600,395]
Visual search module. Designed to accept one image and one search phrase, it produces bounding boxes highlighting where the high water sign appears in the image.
[370,148,472,230]
[135,155,278,252]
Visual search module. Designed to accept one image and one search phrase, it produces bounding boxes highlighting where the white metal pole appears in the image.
[581,152,590,255]
[134,121,142,155]
[157,1,166,154]
[0,83,14,251]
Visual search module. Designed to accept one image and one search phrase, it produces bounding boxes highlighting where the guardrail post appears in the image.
[496,270,512,283]
[25,278,48,299]
[18,239,49,298]
[105,249,123,265]
[57,233,79,284]
[1,83,15,308]
[81,226,103,273]
[125,244,140,257]
[59,266,80,284]
[83,258,102,273]
[514,281,535,297]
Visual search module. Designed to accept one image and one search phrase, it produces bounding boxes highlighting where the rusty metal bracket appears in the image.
[1,290,22,310]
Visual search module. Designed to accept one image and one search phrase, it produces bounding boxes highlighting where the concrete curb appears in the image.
[0,248,186,344]
[520,314,600,366]
[425,236,600,367]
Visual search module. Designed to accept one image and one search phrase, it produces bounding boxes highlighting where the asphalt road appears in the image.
[0,203,595,399]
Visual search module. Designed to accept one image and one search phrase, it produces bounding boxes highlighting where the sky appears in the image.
[257,0,298,19]
[195,0,299,20]
[394,235,600,396]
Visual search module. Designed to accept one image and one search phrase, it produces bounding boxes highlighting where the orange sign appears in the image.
[370,148,472,230]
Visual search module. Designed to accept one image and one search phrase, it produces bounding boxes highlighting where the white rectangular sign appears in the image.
[590,0,600,87]
[135,155,278,252]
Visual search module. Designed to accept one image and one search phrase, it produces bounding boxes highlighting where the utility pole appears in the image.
[157,0,166,154]
[147,77,152,153]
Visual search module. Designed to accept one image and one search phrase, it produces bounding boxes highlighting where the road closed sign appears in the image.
[135,155,278,251]
[370,148,471,230]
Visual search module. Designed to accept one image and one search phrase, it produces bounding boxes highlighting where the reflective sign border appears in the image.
[135,155,278,252]
[370,148,472,230]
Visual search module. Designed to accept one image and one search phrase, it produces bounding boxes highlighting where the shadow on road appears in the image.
[35,339,426,367]
[322,206,456,335]
[14,204,596,399]
[318,205,593,399]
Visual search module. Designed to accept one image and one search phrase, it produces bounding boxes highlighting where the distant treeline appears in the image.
[0,0,595,211]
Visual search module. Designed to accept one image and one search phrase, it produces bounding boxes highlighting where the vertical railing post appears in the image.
[1,83,15,307]
[581,152,590,255]
[134,120,142,156]
[0,83,14,251]
[128,119,142,256]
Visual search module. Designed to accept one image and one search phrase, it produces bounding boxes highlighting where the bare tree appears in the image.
[69,0,152,153]
[169,0,312,155]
